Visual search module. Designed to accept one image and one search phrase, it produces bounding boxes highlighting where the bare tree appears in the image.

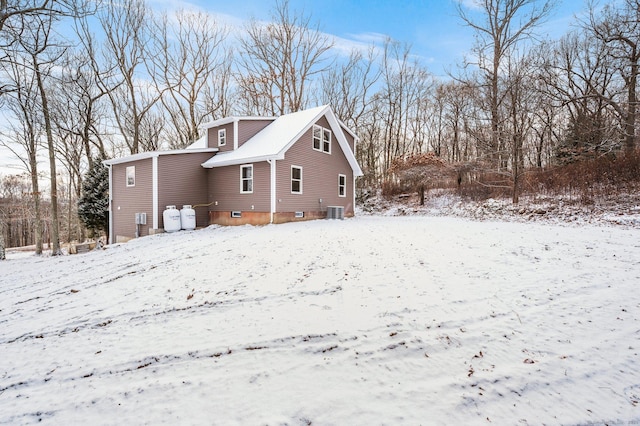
[90,0,163,155]
[540,31,619,162]
[320,46,381,128]
[0,47,45,253]
[586,0,639,151]
[457,0,555,170]
[378,39,433,174]
[153,10,231,148]
[236,0,334,116]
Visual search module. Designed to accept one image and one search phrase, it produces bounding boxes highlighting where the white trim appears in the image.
[125,166,136,187]
[201,115,276,130]
[312,124,331,154]
[218,128,226,146]
[338,174,347,197]
[233,119,239,150]
[152,156,159,229]
[269,159,276,223]
[103,148,217,166]
[108,164,113,244]
[240,164,253,194]
[352,174,357,214]
[291,165,303,194]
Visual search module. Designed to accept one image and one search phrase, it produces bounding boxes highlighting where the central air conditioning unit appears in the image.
[326,206,344,220]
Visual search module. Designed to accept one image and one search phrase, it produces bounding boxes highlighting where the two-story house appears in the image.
[104,105,363,242]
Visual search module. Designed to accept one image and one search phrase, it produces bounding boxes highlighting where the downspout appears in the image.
[233,118,239,150]
[108,163,113,244]
[152,155,159,230]
[353,135,360,217]
[268,159,276,223]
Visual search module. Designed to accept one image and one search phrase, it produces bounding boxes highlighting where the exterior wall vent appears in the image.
[231,211,242,218]
[295,211,304,218]
[326,206,344,220]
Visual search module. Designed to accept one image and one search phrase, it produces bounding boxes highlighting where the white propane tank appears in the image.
[163,205,181,232]
[180,205,196,230]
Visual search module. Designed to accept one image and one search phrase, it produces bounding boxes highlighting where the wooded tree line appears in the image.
[0,0,638,254]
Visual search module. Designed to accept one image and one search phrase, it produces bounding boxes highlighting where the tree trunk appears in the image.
[34,59,62,255]
[0,220,5,260]
[29,160,43,255]
[625,59,637,151]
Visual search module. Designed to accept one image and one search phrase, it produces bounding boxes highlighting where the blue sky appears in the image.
[178,0,592,78]
[0,0,593,173]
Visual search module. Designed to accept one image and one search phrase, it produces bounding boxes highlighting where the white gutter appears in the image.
[152,155,159,230]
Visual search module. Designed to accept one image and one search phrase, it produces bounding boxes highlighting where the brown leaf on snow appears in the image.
[523,358,535,364]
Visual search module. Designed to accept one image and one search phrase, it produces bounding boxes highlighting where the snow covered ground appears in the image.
[1,215,640,425]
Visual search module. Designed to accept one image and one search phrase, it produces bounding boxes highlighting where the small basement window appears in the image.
[231,211,242,218]
[126,166,135,187]
[295,211,304,218]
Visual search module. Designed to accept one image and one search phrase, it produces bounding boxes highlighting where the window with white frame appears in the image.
[338,174,346,197]
[291,165,302,194]
[218,128,226,146]
[240,164,253,193]
[312,124,331,153]
[126,166,135,187]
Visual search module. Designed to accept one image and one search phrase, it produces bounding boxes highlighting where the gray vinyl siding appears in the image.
[207,119,274,153]
[276,115,354,214]
[208,161,271,212]
[207,123,235,152]
[237,119,273,147]
[157,153,211,229]
[111,158,153,239]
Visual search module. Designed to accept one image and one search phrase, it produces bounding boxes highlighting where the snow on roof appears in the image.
[103,147,218,166]
[202,105,363,176]
[200,115,276,130]
[186,135,208,149]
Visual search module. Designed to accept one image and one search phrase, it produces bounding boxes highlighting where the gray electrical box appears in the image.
[135,212,147,225]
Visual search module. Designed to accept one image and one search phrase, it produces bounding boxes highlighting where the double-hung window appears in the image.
[291,166,302,194]
[218,128,226,146]
[240,164,253,193]
[312,125,331,154]
[338,174,346,197]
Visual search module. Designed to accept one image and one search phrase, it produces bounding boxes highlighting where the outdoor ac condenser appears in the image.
[326,206,344,220]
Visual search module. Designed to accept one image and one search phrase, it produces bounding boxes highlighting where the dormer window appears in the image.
[312,124,331,154]
[218,128,226,146]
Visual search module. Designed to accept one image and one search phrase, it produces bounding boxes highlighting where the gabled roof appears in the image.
[201,105,363,176]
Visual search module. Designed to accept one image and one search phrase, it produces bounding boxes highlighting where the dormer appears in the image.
[201,116,275,152]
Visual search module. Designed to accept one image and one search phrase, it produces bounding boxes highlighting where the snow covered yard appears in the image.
[1,216,639,425]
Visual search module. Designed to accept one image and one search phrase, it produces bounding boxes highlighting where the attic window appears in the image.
[312,125,331,154]
[218,128,226,146]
